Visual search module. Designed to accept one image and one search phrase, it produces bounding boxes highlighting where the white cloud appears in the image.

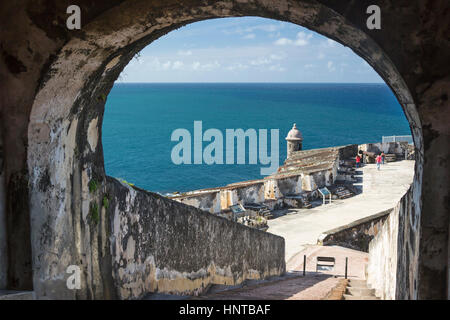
[243,33,255,39]
[274,31,312,46]
[172,61,184,70]
[192,61,201,70]
[192,61,220,71]
[304,64,315,68]
[223,23,282,36]
[327,61,336,72]
[269,64,286,72]
[269,53,285,60]
[177,50,192,56]
[274,38,292,46]
[162,61,172,70]
[322,38,342,48]
[250,57,271,66]
[226,63,249,71]
[318,52,325,59]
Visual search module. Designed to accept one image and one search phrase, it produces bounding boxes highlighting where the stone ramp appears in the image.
[287,245,369,280]
[193,273,344,300]
[267,161,415,261]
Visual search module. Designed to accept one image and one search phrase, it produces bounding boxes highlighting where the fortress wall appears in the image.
[367,183,420,299]
[177,191,221,214]
[318,209,392,252]
[106,177,285,299]
[277,176,302,196]
[359,142,408,157]
[234,183,265,206]
[0,131,6,289]
[171,156,338,213]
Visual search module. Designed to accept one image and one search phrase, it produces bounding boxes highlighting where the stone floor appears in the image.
[267,160,415,262]
[197,245,367,300]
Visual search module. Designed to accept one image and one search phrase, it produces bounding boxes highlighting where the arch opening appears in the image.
[24,1,428,300]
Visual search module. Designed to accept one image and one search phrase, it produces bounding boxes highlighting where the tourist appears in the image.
[381,152,386,165]
[376,154,382,170]
[355,155,361,168]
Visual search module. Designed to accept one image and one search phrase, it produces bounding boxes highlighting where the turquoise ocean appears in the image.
[103,83,411,194]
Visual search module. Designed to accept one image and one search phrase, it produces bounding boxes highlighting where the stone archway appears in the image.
[1,0,448,299]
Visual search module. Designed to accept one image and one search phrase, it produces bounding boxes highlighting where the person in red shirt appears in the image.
[355,155,361,168]
[376,154,382,170]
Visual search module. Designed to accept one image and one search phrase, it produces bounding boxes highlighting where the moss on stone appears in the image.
[90,202,99,225]
[89,179,98,193]
[102,194,109,210]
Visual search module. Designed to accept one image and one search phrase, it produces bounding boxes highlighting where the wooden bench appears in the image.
[316,256,335,271]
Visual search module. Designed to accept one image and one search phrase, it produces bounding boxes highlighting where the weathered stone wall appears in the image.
[318,209,392,252]
[277,176,302,196]
[177,190,221,214]
[0,130,7,289]
[359,142,409,157]
[106,177,285,299]
[366,181,420,300]
[172,165,334,214]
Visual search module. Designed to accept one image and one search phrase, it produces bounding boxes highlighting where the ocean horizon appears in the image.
[103,82,411,194]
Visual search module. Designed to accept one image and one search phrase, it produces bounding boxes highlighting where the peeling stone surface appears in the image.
[367,181,421,300]
[107,178,285,299]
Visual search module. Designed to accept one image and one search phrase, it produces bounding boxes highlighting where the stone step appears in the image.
[0,290,34,300]
[347,279,368,287]
[346,287,375,296]
[343,294,380,300]
[347,283,370,289]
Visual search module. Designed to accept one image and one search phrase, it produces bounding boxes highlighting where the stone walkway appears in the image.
[198,245,367,300]
[166,161,414,301]
[267,160,415,262]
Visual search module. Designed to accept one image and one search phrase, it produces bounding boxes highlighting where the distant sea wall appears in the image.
[359,142,410,159]
[169,144,358,215]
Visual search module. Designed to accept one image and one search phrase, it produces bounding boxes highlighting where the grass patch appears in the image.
[89,179,98,193]
[102,195,109,210]
[90,202,99,225]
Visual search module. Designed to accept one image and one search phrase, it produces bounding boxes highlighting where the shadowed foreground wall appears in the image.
[106,177,285,299]
[367,175,420,300]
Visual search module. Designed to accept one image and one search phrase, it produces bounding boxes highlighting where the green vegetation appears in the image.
[102,195,109,210]
[119,178,135,187]
[90,202,99,225]
[88,179,98,193]
[97,93,107,102]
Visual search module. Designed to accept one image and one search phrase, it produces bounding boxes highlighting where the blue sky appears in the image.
[118,17,384,83]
